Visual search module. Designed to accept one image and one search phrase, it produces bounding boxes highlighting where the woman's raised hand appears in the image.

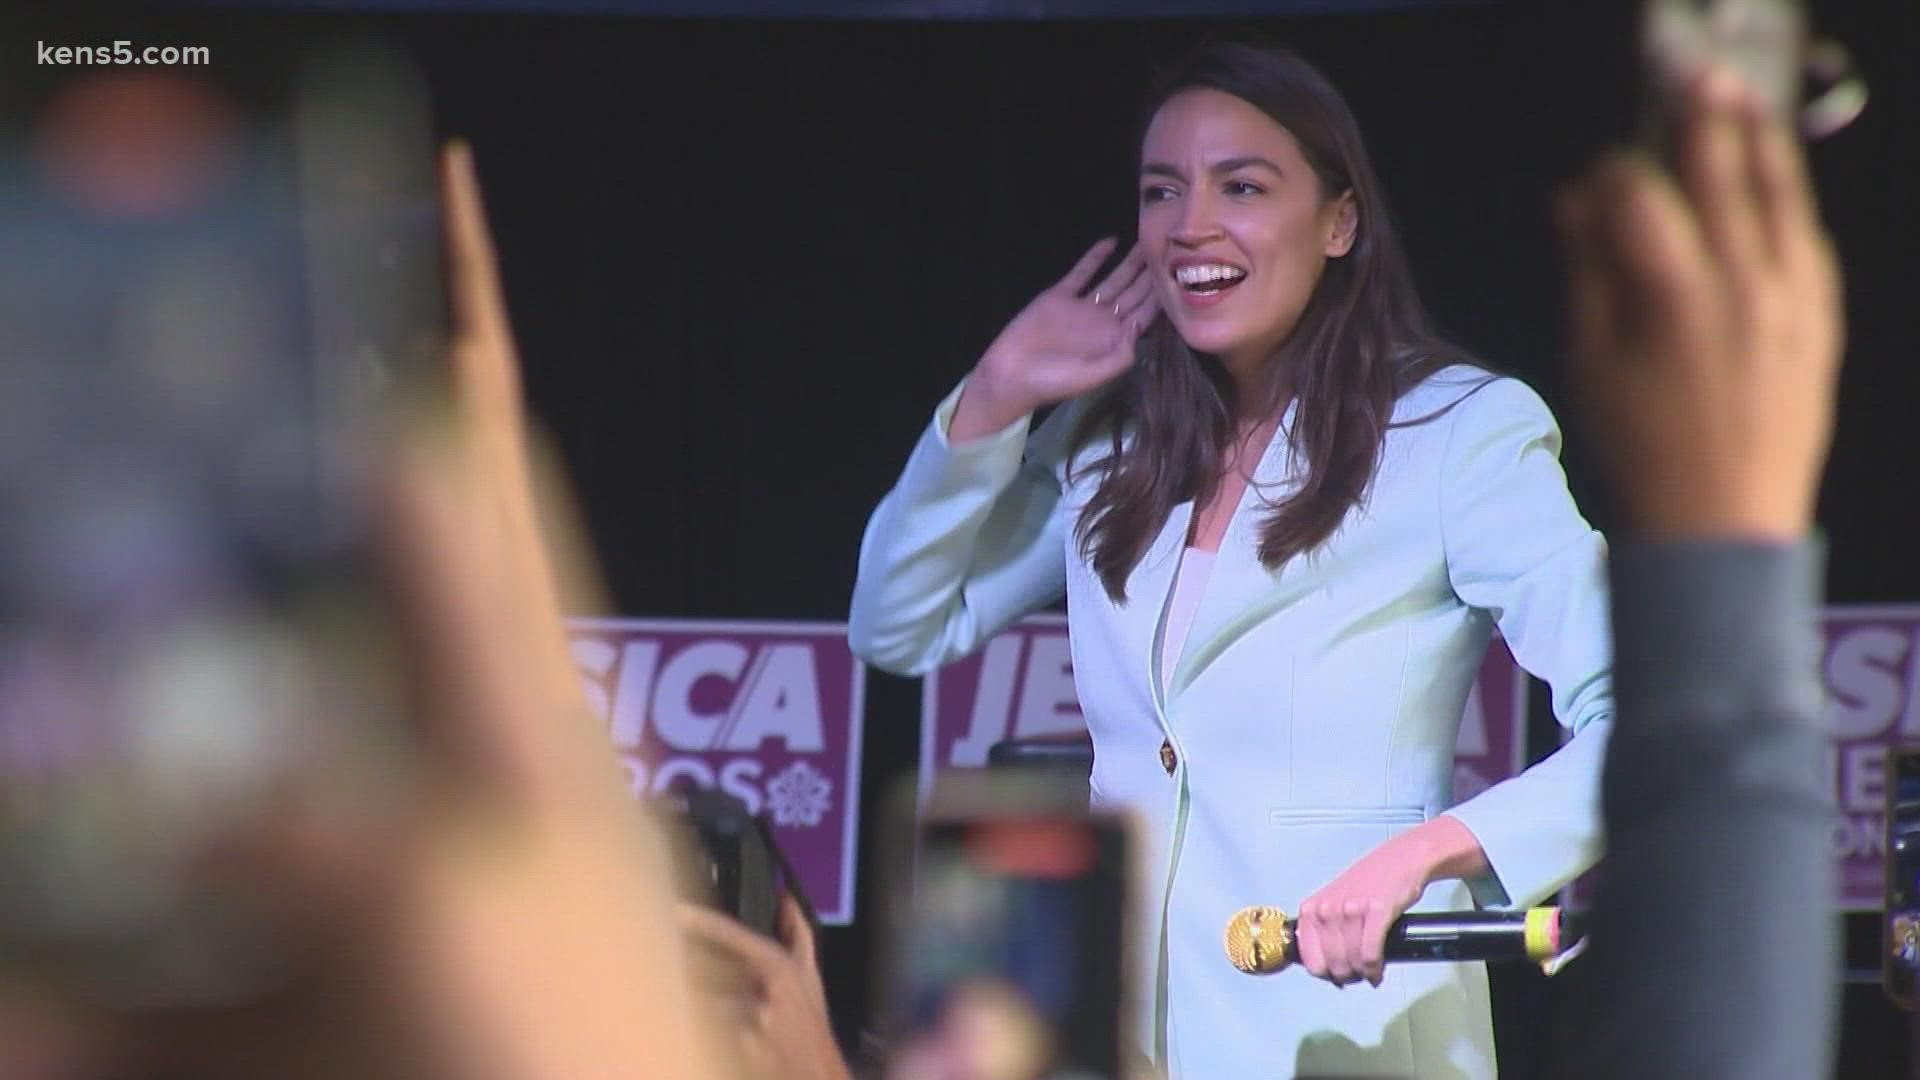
[948,238,1159,442]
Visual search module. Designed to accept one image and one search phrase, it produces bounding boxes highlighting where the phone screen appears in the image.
[1886,748,1920,1009]
[1642,0,1805,150]
[885,813,1131,1080]
[0,36,441,996]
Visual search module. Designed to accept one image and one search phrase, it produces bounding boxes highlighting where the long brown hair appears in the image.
[1071,42,1485,602]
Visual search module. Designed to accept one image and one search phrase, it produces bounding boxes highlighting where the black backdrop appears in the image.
[24,1,1920,1074]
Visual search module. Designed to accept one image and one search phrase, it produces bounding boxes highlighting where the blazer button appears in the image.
[1159,739,1177,775]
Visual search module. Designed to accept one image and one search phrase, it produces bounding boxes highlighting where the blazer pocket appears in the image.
[1265,806,1425,828]
[1254,808,1432,903]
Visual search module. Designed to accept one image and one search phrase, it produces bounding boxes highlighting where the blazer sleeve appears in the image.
[1434,377,1616,908]
[846,379,1079,676]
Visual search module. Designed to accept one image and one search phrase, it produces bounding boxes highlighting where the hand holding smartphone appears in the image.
[1641,0,1866,153]
[1643,0,1804,131]
[0,34,444,1004]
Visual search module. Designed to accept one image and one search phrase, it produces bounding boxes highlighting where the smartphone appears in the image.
[656,785,787,939]
[0,35,443,1003]
[1886,747,1920,1010]
[1641,0,1806,150]
[878,771,1138,1080]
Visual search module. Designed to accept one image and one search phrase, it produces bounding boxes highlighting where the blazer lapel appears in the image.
[1167,400,1313,700]
[1135,501,1192,720]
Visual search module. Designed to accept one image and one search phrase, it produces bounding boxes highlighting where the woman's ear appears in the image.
[1324,190,1358,258]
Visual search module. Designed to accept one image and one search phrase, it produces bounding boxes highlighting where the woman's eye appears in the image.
[1226,180,1265,197]
[1140,185,1176,205]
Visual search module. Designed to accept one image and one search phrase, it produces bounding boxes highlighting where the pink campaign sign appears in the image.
[1817,605,1920,910]
[919,613,1530,809]
[569,619,866,924]
[1566,605,1919,912]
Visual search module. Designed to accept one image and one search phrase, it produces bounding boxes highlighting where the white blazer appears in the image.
[850,366,1613,1078]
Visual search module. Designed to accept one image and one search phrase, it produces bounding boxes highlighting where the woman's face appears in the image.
[1138,88,1355,372]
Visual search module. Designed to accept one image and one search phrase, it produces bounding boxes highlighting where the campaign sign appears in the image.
[1453,633,1532,807]
[569,619,865,924]
[919,613,1530,807]
[1822,605,1920,910]
[1564,605,1920,913]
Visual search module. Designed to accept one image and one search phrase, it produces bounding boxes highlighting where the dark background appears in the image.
[22,0,1920,1074]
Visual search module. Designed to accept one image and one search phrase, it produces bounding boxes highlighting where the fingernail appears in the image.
[1696,64,1730,105]
[1703,64,1753,112]
[446,137,474,177]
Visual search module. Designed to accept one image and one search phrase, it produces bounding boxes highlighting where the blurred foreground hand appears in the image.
[1558,64,1844,539]
[0,142,724,1080]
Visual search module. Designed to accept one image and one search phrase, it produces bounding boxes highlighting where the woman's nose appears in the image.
[1170,189,1222,245]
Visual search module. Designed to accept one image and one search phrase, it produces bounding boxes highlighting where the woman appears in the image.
[849,42,1611,1078]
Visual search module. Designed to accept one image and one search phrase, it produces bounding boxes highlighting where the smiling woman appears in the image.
[1140,99,1351,363]
[848,40,1615,1079]
[1074,47,1469,597]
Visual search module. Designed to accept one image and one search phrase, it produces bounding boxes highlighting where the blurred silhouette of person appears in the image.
[1555,60,1846,1079]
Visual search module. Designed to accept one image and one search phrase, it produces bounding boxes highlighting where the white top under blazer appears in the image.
[1162,548,1216,694]
[849,365,1614,1078]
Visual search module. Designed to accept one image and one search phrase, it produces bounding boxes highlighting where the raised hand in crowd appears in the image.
[1558,63,1843,538]
[3,141,728,1080]
[1553,60,1846,1080]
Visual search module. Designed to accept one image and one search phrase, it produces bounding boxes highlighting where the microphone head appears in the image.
[1223,905,1293,975]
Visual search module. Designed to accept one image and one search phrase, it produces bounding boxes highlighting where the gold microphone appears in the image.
[1223,905,1298,975]
[1224,905,1579,975]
